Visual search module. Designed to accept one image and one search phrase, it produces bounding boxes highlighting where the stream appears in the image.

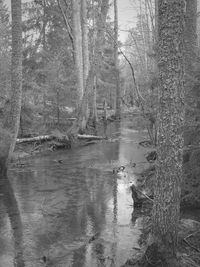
[0,121,149,267]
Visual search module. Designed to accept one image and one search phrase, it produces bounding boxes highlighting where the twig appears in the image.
[185,230,200,240]
[183,238,200,253]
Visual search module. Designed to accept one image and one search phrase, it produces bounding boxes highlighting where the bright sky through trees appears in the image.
[4,0,137,42]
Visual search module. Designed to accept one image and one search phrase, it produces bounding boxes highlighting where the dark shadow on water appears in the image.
[0,165,25,267]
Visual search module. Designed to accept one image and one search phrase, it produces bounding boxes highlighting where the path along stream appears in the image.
[0,120,150,267]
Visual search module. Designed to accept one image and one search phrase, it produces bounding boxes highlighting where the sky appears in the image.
[117,0,137,41]
[4,0,137,42]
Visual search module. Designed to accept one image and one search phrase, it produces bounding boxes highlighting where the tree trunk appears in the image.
[72,0,84,105]
[152,0,185,256]
[90,75,98,125]
[69,0,109,134]
[4,0,22,159]
[182,0,200,208]
[81,0,89,87]
[184,0,197,142]
[114,0,121,119]
[154,0,158,42]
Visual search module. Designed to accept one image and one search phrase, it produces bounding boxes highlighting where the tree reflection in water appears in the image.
[0,166,25,267]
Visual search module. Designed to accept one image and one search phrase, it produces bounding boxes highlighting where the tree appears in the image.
[69,0,110,134]
[114,0,120,118]
[151,0,185,258]
[72,0,84,105]
[0,0,10,102]
[21,0,76,133]
[181,0,200,208]
[81,0,89,87]
[2,0,23,161]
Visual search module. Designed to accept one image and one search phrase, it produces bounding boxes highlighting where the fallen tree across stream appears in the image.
[16,134,105,144]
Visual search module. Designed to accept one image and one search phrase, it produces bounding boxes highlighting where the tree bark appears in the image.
[81,0,89,87]
[72,0,84,105]
[184,0,197,140]
[69,0,109,134]
[90,75,98,125]
[181,0,200,208]
[4,0,22,159]
[184,0,197,134]
[152,0,185,255]
[114,0,121,118]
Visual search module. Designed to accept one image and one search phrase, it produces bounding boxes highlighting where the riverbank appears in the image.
[4,113,200,266]
[122,217,200,267]
[11,111,146,164]
[5,119,148,267]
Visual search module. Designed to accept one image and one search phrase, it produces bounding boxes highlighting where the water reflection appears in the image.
[3,122,148,267]
[0,169,24,267]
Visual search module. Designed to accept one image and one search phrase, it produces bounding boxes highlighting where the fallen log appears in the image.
[77,134,105,140]
[16,134,105,144]
[16,135,52,144]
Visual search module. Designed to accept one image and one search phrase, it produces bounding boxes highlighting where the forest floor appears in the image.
[121,138,200,267]
[122,217,200,267]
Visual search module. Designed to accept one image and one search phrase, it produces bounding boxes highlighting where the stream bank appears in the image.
[2,116,149,267]
[3,114,200,267]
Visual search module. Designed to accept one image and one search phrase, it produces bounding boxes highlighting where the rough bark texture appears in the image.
[184,0,198,145]
[114,0,121,118]
[3,0,22,158]
[182,0,200,208]
[152,0,185,254]
[72,0,84,104]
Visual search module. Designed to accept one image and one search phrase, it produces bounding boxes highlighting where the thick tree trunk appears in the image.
[182,0,200,208]
[114,0,121,119]
[72,0,84,105]
[152,0,185,255]
[4,0,22,159]
[184,0,197,144]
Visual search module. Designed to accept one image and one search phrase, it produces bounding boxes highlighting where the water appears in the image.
[0,122,148,267]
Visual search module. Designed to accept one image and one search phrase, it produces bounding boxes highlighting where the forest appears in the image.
[0,0,200,266]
